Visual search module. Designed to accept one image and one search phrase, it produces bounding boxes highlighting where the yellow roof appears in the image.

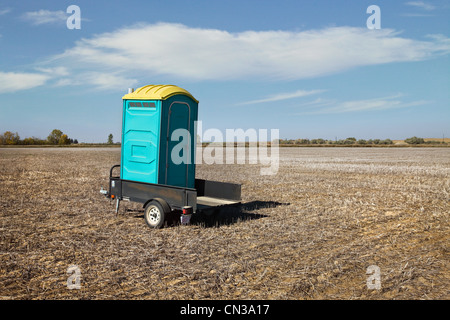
[122,84,198,103]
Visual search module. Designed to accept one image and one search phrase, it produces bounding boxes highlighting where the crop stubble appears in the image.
[0,147,448,299]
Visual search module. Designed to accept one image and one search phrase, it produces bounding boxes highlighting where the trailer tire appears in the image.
[144,200,168,229]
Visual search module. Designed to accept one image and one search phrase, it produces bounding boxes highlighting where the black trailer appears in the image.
[101,164,241,229]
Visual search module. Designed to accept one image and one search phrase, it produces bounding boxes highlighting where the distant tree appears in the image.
[1,131,20,145]
[317,138,326,144]
[58,134,70,145]
[47,129,63,145]
[425,140,442,144]
[22,136,45,145]
[358,139,367,145]
[21,137,32,145]
[405,136,424,144]
[344,137,356,144]
[296,139,310,144]
[281,139,294,144]
[73,139,78,144]
[107,134,113,144]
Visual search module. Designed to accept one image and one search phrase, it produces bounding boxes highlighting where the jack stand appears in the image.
[115,198,120,214]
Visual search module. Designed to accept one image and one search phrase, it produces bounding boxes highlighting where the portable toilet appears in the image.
[120,84,198,188]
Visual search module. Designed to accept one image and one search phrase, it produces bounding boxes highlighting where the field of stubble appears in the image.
[0,147,448,300]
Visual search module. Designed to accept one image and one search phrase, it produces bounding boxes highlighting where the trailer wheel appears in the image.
[144,200,167,229]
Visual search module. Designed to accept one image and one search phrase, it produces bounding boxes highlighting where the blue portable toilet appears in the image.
[120,84,198,188]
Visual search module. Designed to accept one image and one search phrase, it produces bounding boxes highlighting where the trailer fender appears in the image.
[143,197,171,213]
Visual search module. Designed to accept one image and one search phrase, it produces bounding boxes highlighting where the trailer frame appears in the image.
[102,164,242,228]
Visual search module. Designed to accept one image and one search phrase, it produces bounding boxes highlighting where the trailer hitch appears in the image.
[100,187,108,197]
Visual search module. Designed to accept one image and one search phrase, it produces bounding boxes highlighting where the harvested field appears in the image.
[0,147,449,300]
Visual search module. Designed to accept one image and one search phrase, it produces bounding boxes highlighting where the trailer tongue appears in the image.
[101,85,241,228]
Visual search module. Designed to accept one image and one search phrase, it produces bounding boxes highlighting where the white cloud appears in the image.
[405,1,436,11]
[238,89,325,105]
[35,67,70,77]
[49,23,450,84]
[0,72,50,93]
[0,68,134,93]
[80,72,138,90]
[299,94,432,114]
[297,98,336,108]
[401,13,434,17]
[22,10,66,25]
[50,71,137,91]
[0,8,12,16]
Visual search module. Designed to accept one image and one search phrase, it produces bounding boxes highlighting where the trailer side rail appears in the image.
[120,179,197,212]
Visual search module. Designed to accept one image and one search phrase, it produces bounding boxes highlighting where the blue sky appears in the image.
[0,0,449,142]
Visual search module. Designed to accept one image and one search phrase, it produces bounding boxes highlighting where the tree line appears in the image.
[0,129,78,145]
[1,130,445,146]
[279,136,447,145]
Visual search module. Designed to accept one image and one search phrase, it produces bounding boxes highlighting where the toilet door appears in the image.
[121,100,160,184]
[165,102,190,187]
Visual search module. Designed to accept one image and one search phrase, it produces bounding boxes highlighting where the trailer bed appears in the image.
[197,196,240,208]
